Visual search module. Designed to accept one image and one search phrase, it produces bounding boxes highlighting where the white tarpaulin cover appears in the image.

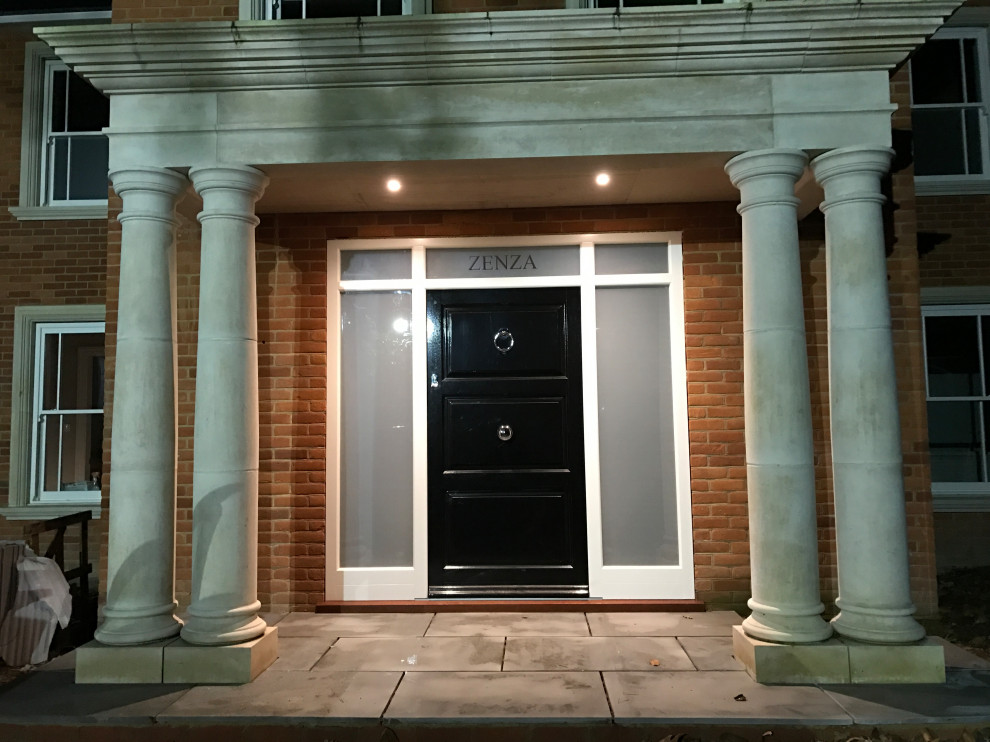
[0,543,71,667]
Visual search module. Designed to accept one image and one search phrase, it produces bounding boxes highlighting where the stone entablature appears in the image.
[35,1,958,172]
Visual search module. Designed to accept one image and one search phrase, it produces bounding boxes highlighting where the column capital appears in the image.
[725,148,808,186]
[189,164,269,199]
[725,149,808,215]
[111,167,188,227]
[190,165,269,227]
[110,166,188,196]
[810,145,893,184]
[810,146,893,213]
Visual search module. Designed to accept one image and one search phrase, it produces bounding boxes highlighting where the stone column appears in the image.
[725,149,832,644]
[181,165,269,646]
[96,168,187,646]
[810,146,925,644]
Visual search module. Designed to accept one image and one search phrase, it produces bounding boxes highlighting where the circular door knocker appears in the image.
[493,328,515,354]
[497,424,513,442]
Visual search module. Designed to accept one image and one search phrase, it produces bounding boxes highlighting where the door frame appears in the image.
[325,233,694,600]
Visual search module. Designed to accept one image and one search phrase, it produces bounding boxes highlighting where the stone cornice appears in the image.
[36,0,962,94]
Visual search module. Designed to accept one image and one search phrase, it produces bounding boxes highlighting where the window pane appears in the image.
[426,246,579,279]
[42,333,60,411]
[912,109,967,176]
[306,0,380,16]
[52,137,69,202]
[66,135,109,201]
[966,107,984,175]
[50,68,67,134]
[339,291,413,567]
[41,414,60,494]
[41,413,103,493]
[280,0,303,17]
[340,250,410,280]
[912,39,965,105]
[58,333,104,409]
[381,0,401,14]
[62,413,102,491]
[965,38,982,103]
[928,401,983,482]
[66,73,109,133]
[597,286,679,566]
[595,243,668,275]
[925,315,981,396]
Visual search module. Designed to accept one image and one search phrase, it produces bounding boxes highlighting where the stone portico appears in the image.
[39,0,959,684]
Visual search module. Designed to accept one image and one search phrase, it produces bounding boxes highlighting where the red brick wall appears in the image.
[910,56,990,574]
[112,0,237,23]
[0,30,107,564]
[92,195,941,616]
[917,194,990,286]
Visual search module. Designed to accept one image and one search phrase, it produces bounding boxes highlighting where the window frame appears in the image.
[911,27,990,196]
[8,43,109,222]
[922,296,990,512]
[3,305,105,520]
[256,0,427,19]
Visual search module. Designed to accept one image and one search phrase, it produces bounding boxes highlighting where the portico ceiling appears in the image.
[254,152,780,214]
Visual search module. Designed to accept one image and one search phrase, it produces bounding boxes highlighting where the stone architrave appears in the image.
[725,149,832,645]
[181,165,269,646]
[96,167,187,646]
[811,146,926,644]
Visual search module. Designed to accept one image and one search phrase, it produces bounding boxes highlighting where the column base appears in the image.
[732,625,946,684]
[180,610,267,646]
[742,599,833,644]
[93,608,182,646]
[831,603,927,644]
[163,626,277,684]
[76,637,177,684]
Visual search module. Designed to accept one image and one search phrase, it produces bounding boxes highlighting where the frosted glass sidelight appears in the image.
[596,286,679,566]
[340,291,414,567]
[340,250,411,280]
[595,243,668,275]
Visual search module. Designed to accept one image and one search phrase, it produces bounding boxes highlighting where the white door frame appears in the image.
[325,232,694,600]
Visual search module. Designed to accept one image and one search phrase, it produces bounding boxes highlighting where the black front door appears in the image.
[427,288,587,597]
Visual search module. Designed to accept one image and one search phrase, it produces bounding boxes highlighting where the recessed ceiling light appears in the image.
[595,172,611,186]
[386,178,402,192]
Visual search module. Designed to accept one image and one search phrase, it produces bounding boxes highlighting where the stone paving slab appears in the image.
[273,612,434,638]
[676,636,741,670]
[503,636,695,671]
[603,670,854,724]
[425,612,590,637]
[933,637,990,670]
[821,669,990,724]
[384,671,611,721]
[588,611,742,637]
[157,670,402,721]
[0,669,191,723]
[268,636,335,671]
[314,637,504,672]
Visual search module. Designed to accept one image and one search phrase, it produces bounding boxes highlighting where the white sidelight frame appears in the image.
[326,233,693,601]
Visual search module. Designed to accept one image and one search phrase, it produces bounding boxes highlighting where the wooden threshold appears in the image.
[316,599,706,613]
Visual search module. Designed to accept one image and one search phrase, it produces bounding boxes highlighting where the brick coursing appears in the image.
[0,31,107,569]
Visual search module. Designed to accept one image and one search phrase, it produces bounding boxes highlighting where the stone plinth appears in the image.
[75,638,177,684]
[732,625,849,684]
[163,626,278,684]
[733,625,947,685]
